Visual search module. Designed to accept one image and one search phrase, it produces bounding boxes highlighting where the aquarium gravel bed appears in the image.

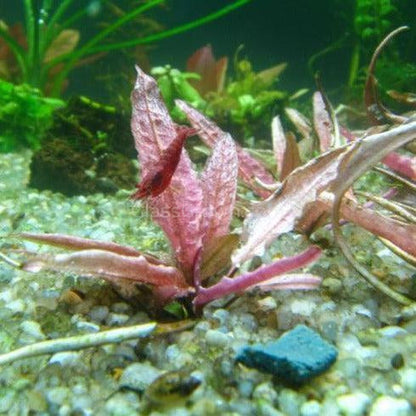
[0,151,416,416]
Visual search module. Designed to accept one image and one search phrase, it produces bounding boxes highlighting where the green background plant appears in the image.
[0,79,64,152]
[0,0,251,96]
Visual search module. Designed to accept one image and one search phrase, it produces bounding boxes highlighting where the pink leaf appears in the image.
[22,250,190,302]
[186,44,228,95]
[271,115,301,180]
[194,246,321,308]
[232,146,347,266]
[313,91,333,152]
[381,152,416,180]
[249,273,322,291]
[285,107,312,141]
[18,232,151,258]
[201,134,238,246]
[131,66,204,278]
[176,100,275,197]
[319,191,416,257]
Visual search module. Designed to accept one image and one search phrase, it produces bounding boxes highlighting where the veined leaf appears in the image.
[232,146,347,266]
[201,134,238,245]
[131,66,204,278]
[176,99,275,197]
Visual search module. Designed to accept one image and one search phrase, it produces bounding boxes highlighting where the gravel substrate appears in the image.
[0,151,415,416]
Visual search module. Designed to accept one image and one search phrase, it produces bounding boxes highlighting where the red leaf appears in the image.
[201,134,238,246]
[22,250,190,304]
[313,91,333,152]
[131,66,204,278]
[186,44,228,95]
[232,146,347,266]
[176,100,275,197]
[271,115,301,179]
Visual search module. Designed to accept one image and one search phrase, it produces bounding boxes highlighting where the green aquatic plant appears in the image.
[152,45,306,146]
[308,0,405,98]
[0,79,64,152]
[0,0,251,96]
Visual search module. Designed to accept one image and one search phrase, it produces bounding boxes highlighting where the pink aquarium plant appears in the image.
[10,66,322,314]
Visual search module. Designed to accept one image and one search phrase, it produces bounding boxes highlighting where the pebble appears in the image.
[400,368,416,392]
[252,382,278,404]
[89,305,109,323]
[336,392,371,416]
[300,400,322,416]
[75,320,100,333]
[20,320,46,340]
[369,396,412,416]
[106,312,130,326]
[46,386,70,406]
[49,351,81,367]
[211,308,230,326]
[5,299,26,313]
[111,302,132,314]
[205,329,232,347]
[104,393,140,416]
[118,362,161,392]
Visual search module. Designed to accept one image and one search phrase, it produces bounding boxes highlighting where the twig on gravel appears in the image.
[0,322,157,366]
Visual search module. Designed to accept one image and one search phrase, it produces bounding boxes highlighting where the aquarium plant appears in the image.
[0,78,64,152]
[0,0,251,96]
[152,45,307,147]
[2,55,415,315]
[308,0,414,100]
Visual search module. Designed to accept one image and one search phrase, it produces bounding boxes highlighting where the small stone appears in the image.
[236,325,338,384]
[379,326,408,338]
[300,400,322,416]
[211,309,230,326]
[106,313,130,326]
[257,296,277,311]
[278,388,303,416]
[46,387,70,406]
[290,299,316,316]
[111,302,132,314]
[89,305,109,323]
[20,320,45,340]
[400,368,416,392]
[119,362,161,392]
[75,320,100,333]
[322,277,343,294]
[49,351,81,367]
[336,392,371,416]
[252,382,278,403]
[6,299,25,313]
[369,396,412,416]
[105,393,140,416]
[205,329,232,347]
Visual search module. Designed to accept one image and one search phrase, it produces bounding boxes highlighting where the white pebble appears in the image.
[300,400,322,416]
[20,320,45,340]
[336,392,370,416]
[49,351,81,367]
[205,329,232,347]
[106,313,129,326]
[369,396,412,416]
[5,299,26,313]
[400,368,416,392]
[290,299,316,316]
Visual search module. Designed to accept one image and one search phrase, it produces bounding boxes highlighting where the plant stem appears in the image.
[0,322,156,366]
[194,246,321,309]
